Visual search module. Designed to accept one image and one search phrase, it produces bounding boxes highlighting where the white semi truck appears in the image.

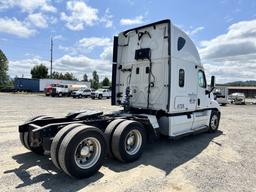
[18,20,220,179]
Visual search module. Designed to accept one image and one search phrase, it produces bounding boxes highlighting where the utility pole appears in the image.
[50,37,53,78]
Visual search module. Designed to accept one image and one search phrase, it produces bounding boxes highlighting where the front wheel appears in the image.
[208,110,220,132]
[98,95,103,99]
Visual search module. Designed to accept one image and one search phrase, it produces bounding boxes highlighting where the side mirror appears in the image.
[205,76,216,95]
[210,76,215,88]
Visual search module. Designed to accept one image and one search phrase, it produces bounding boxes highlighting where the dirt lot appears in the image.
[0,93,256,192]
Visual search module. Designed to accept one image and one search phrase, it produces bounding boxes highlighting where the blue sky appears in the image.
[0,0,256,82]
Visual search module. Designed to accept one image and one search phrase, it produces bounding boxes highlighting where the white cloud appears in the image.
[100,8,113,28]
[78,37,112,50]
[0,17,36,38]
[100,46,113,60]
[53,35,63,40]
[9,54,112,80]
[0,0,56,13]
[120,15,145,26]
[199,19,256,83]
[27,13,48,28]
[9,57,48,78]
[60,0,98,31]
[58,37,112,56]
[187,26,204,36]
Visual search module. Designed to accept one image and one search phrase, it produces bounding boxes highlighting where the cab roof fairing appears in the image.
[117,19,202,69]
[171,24,202,68]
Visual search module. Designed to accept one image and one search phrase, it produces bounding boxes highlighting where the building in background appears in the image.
[15,78,91,92]
[216,86,256,98]
[227,86,256,98]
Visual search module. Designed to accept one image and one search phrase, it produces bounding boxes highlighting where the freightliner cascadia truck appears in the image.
[18,20,220,178]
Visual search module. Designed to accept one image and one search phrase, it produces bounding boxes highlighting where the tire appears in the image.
[208,110,220,133]
[107,97,110,99]
[50,123,83,170]
[91,96,95,99]
[104,119,126,157]
[20,116,53,155]
[58,92,63,97]
[79,94,82,98]
[20,115,46,149]
[58,125,107,178]
[98,95,103,99]
[111,120,146,163]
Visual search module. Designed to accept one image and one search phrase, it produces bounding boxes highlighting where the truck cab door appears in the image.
[192,69,210,130]
[196,69,208,109]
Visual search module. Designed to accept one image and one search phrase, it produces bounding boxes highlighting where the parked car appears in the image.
[91,89,111,99]
[228,92,245,104]
[51,84,69,97]
[72,88,92,98]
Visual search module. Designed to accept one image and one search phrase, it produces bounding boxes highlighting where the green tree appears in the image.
[31,64,48,79]
[51,71,77,80]
[51,71,60,79]
[102,77,110,87]
[0,49,9,88]
[64,72,77,80]
[91,70,99,89]
[83,73,88,82]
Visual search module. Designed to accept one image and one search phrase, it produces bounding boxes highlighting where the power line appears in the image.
[50,37,53,78]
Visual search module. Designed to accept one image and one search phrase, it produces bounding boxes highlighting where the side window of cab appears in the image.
[197,70,206,88]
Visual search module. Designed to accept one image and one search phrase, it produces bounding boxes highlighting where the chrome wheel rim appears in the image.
[74,137,101,169]
[125,129,142,155]
[211,115,218,130]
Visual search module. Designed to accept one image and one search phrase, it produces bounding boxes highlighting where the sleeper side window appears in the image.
[198,70,206,88]
[177,37,186,51]
[179,69,185,87]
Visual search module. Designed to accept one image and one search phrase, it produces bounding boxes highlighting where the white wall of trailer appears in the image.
[39,79,91,91]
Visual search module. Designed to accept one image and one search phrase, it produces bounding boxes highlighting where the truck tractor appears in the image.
[18,20,220,179]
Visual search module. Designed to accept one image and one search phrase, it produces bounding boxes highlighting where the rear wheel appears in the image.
[58,125,107,178]
[98,95,103,99]
[50,123,83,169]
[20,116,53,155]
[104,119,126,157]
[111,120,146,163]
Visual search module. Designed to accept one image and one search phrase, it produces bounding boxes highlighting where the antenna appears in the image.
[50,37,53,78]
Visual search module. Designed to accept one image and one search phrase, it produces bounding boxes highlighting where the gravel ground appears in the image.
[0,93,256,192]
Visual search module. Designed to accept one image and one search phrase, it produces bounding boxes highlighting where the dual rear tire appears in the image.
[50,120,146,178]
[50,124,107,178]
[105,119,146,163]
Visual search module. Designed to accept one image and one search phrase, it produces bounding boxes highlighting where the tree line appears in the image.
[0,50,110,90]
[30,64,111,89]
